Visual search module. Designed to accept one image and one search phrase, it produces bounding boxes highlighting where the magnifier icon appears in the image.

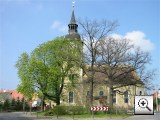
[138,98,152,111]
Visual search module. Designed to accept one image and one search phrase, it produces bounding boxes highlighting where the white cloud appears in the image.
[125,31,154,51]
[111,31,154,52]
[50,21,67,33]
[111,34,123,40]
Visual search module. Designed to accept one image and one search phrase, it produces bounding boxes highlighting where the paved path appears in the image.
[0,112,33,120]
[125,112,160,120]
[0,112,159,120]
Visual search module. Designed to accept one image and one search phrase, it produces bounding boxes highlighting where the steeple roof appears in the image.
[67,3,78,35]
[70,10,76,24]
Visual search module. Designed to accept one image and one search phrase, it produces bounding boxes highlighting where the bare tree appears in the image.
[97,37,155,107]
[78,19,118,109]
[78,18,155,111]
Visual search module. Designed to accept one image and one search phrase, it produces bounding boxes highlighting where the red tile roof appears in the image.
[0,90,24,100]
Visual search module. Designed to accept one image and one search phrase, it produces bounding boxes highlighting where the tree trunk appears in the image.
[41,96,45,111]
[90,75,94,107]
[23,98,25,112]
[56,96,60,106]
[109,84,113,108]
[90,77,94,114]
[89,59,95,114]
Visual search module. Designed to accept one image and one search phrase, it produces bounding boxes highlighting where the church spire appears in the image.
[65,0,80,40]
[68,0,78,34]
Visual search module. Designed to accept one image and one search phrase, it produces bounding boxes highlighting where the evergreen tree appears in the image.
[3,99,10,110]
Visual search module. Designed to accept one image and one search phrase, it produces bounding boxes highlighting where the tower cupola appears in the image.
[65,0,81,40]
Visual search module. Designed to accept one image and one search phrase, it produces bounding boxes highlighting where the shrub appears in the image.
[106,106,128,114]
[44,110,54,116]
[52,106,68,115]
[44,106,87,116]
[68,106,87,115]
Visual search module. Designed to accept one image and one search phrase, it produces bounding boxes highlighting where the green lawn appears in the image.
[35,111,132,119]
[67,114,131,118]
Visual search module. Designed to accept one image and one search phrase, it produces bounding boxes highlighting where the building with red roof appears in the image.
[0,90,24,102]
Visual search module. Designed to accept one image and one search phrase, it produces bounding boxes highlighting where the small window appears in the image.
[124,98,128,103]
[69,91,74,103]
[113,98,116,103]
[139,91,142,95]
[124,91,128,103]
[113,91,116,103]
[71,25,74,30]
[113,91,116,96]
[87,91,90,96]
[124,91,128,97]
[99,91,103,96]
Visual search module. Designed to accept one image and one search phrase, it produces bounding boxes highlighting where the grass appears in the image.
[34,111,132,119]
[0,110,16,113]
[71,113,131,118]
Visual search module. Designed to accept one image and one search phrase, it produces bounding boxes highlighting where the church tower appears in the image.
[65,0,81,40]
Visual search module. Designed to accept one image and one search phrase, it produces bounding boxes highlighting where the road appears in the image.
[0,112,160,120]
[126,112,160,120]
[0,112,33,120]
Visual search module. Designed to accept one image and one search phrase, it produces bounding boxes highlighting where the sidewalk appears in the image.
[23,112,159,120]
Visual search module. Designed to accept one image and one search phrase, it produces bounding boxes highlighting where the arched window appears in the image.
[99,91,104,96]
[69,91,74,103]
[124,91,128,103]
[139,91,142,95]
[113,91,116,103]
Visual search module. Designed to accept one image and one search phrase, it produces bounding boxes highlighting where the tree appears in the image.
[11,98,16,106]
[3,99,10,110]
[16,52,35,100]
[78,19,118,109]
[16,38,82,107]
[78,18,155,109]
[16,98,23,111]
[97,37,154,107]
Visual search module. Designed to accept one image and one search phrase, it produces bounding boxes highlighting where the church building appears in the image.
[58,1,145,110]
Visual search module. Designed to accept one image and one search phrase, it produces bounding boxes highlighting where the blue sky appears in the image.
[0,0,159,90]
